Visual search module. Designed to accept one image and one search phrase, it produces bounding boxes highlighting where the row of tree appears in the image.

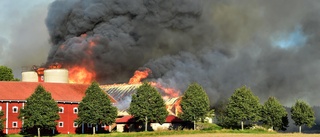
[128,82,211,131]
[217,86,315,133]
[0,65,212,135]
[2,82,210,136]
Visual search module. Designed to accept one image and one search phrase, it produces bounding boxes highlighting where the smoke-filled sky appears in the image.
[0,0,53,76]
[2,0,320,106]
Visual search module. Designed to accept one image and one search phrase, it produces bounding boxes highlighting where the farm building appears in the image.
[101,84,184,132]
[0,81,185,134]
[0,81,116,134]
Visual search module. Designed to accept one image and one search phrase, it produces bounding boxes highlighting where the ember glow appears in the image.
[128,68,152,84]
[68,66,96,84]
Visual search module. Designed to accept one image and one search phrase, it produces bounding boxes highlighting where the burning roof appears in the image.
[100,84,182,116]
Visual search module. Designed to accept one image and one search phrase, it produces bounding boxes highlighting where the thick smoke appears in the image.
[0,1,51,77]
[46,0,320,106]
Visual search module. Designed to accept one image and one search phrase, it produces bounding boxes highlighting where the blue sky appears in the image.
[272,26,307,49]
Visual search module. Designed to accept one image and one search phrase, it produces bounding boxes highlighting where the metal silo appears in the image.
[21,71,38,82]
[44,69,69,83]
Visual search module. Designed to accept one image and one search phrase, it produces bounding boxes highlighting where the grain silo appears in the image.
[44,69,69,83]
[21,71,38,82]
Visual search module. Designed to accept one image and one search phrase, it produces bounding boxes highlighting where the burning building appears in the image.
[0,63,182,134]
[100,83,182,116]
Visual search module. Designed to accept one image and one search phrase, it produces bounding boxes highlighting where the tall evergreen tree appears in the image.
[128,82,168,131]
[75,82,117,134]
[18,85,60,136]
[291,100,315,133]
[224,86,261,130]
[261,97,288,131]
[179,83,210,129]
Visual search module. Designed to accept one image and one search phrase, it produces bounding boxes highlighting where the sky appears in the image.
[0,0,307,79]
[0,0,53,78]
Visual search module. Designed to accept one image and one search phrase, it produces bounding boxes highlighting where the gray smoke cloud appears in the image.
[0,1,51,77]
[46,0,320,106]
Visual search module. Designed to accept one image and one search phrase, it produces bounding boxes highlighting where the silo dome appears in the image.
[44,69,69,83]
[22,71,38,82]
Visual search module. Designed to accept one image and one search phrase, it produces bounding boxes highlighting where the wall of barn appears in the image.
[0,102,24,134]
[0,101,113,135]
[56,103,79,134]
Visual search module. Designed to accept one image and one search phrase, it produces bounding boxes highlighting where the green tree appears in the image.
[179,83,210,129]
[0,111,5,131]
[224,86,261,130]
[261,97,288,131]
[18,85,60,136]
[0,66,14,81]
[291,100,315,133]
[75,82,117,134]
[128,82,168,131]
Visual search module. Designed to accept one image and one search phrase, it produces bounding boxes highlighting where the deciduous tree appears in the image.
[179,83,210,129]
[0,66,14,81]
[18,85,60,136]
[0,111,5,132]
[224,86,261,130]
[291,100,315,133]
[75,82,117,134]
[128,82,168,131]
[261,97,288,131]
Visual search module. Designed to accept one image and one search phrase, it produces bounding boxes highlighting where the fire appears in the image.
[150,82,180,99]
[48,63,62,69]
[128,68,180,98]
[128,68,151,84]
[174,97,182,115]
[68,66,96,84]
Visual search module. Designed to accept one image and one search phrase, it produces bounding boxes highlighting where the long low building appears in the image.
[0,81,184,134]
[0,81,116,134]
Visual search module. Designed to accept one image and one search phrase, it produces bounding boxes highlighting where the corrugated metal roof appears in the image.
[100,84,141,102]
[101,84,182,116]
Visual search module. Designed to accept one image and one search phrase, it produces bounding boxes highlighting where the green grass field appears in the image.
[7,127,276,137]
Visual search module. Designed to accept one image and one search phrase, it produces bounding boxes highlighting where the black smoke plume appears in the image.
[46,0,320,106]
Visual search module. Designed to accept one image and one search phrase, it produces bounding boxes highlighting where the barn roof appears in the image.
[101,83,181,116]
[100,84,141,103]
[0,81,116,103]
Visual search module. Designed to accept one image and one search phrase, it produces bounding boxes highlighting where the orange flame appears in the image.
[150,82,180,99]
[68,66,96,84]
[174,97,182,115]
[48,63,62,69]
[128,68,151,84]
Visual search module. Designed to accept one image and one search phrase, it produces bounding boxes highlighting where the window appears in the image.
[59,122,63,127]
[87,123,92,128]
[12,122,18,128]
[59,107,64,113]
[12,106,18,113]
[73,107,78,114]
[73,122,78,128]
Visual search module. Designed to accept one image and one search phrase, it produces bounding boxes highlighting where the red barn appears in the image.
[0,81,116,134]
